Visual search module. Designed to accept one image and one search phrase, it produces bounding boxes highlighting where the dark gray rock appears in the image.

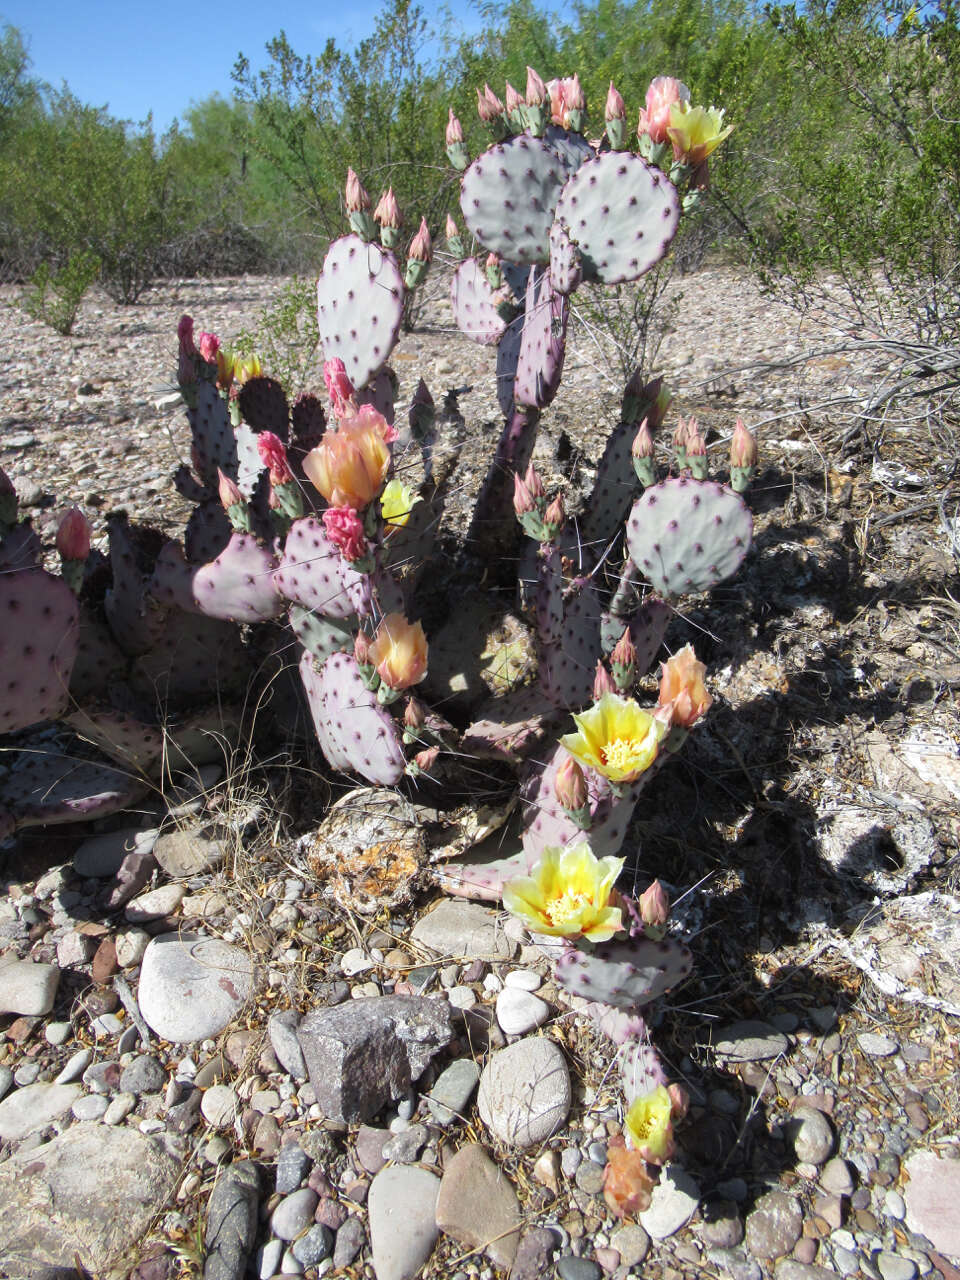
[267,1010,307,1082]
[291,1224,333,1266]
[297,995,454,1123]
[556,1257,602,1280]
[102,849,157,909]
[275,1142,312,1194]
[509,1227,558,1280]
[119,1054,165,1095]
[332,1215,365,1269]
[203,1161,260,1280]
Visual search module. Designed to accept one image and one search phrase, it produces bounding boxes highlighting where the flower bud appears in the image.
[505,81,523,115]
[408,217,432,262]
[374,187,402,230]
[217,468,243,509]
[477,84,505,123]
[345,167,370,213]
[257,431,293,486]
[523,463,545,501]
[668,1083,690,1119]
[729,417,758,497]
[525,66,547,106]
[632,419,655,459]
[404,696,428,730]
[56,506,91,561]
[561,73,585,130]
[409,378,435,441]
[638,879,670,929]
[323,357,357,420]
[197,331,219,364]
[177,314,196,356]
[445,108,463,145]
[605,81,626,122]
[513,470,536,517]
[593,660,617,701]
[354,628,373,667]
[686,422,708,479]
[555,754,589,812]
[413,746,440,773]
[322,505,368,563]
[610,626,637,692]
[485,252,504,290]
[542,493,565,535]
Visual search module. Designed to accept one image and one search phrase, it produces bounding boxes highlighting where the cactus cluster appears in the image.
[1,66,753,1198]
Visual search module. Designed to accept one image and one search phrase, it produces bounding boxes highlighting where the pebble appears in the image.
[556,1256,602,1280]
[54,1048,93,1084]
[124,883,186,922]
[291,1223,334,1265]
[341,947,374,976]
[259,1239,284,1278]
[425,1057,480,1126]
[276,1142,312,1194]
[14,1061,41,1086]
[903,1151,960,1256]
[0,958,59,1016]
[610,1223,650,1267]
[382,1124,428,1163]
[745,1190,803,1259]
[820,1156,855,1195]
[137,933,254,1042]
[639,1165,701,1239]
[504,969,542,991]
[271,1188,319,1240]
[575,1162,605,1195]
[0,1067,11,1102]
[700,1202,744,1248]
[561,1148,582,1177]
[410,899,517,960]
[790,1107,834,1165]
[713,1020,789,1062]
[45,1020,74,1046]
[153,828,225,877]
[435,1142,521,1268]
[120,1054,166,1094]
[72,1093,110,1120]
[200,1084,237,1128]
[857,1032,899,1057]
[115,928,150,967]
[884,1190,906,1220]
[877,1254,918,1280]
[477,1037,571,1148]
[332,1215,365,1268]
[0,1082,82,1139]
[74,826,158,877]
[103,1092,137,1125]
[368,1165,440,1280]
[495,987,550,1035]
[447,985,477,1010]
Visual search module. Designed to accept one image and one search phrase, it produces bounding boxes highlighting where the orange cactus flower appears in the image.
[302,408,392,510]
[657,644,712,729]
[368,613,428,691]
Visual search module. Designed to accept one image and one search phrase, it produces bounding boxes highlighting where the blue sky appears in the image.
[1,0,486,134]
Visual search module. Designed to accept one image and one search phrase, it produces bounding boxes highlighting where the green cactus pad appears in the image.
[0,568,79,733]
[316,234,405,390]
[289,606,357,664]
[451,259,508,345]
[129,612,252,708]
[192,533,284,624]
[0,523,41,573]
[625,477,753,597]
[300,650,406,786]
[549,220,583,295]
[184,500,232,566]
[105,515,169,656]
[496,315,524,416]
[555,933,693,1009]
[538,578,603,710]
[600,596,672,674]
[460,134,568,265]
[554,152,680,284]
[543,124,594,176]
[580,419,643,549]
[65,708,164,774]
[274,518,372,620]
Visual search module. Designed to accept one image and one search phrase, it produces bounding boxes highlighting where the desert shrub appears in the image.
[20,250,100,335]
[232,276,322,397]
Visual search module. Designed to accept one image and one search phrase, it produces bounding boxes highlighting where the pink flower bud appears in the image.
[477,85,504,122]
[55,507,91,561]
[668,1083,690,1119]
[414,746,440,773]
[177,314,196,356]
[686,424,706,457]
[543,493,565,530]
[513,470,535,517]
[505,81,523,114]
[555,755,589,811]
[486,252,501,272]
[593,660,617,700]
[322,505,368,563]
[525,66,547,106]
[632,420,655,459]
[257,431,293,485]
[354,628,373,666]
[547,79,565,125]
[523,463,545,501]
[638,879,670,928]
[445,213,459,240]
[611,627,637,670]
[217,468,243,509]
[408,217,432,263]
[323,358,356,420]
[344,167,370,213]
[404,696,428,729]
[672,417,692,449]
[197,331,220,363]
[563,73,585,113]
[373,187,402,229]
[446,108,463,145]
[605,82,626,122]
[730,417,758,469]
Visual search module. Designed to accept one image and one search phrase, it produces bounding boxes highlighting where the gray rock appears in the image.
[410,900,518,961]
[815,808,937,894]
[609,1223,650,1268]
[355,1125,390,1175]
[125,883,185,923]
[258,1238,283,1279]
[713,1021,790,1062]
[297,995,453,1123]
[477,1037,571,1149]
[138,933,254,1043]
[556,1257,602,1280]
[200,1085,236,1129]
[291,1224,333,1266]
[639,1164,701,1239]
[332,1215,365,1269]
[857,1032,899,1057]
[877,1254,917,1280]
[424,1058,480,1126]
[268,1010,307,1081]
[706,1246,763,1280]
[54,1048,92,1085]
[153,828,225,878]
[74,826,158,877]
[276,1142,312,1195]
[0,1067,11,1102]
[0,1082,82,1140]
[495,988,550,1036]
[819,1157,855,1195]
[45,1020,74,1047]
[774,1263,848,1280]
[436,1143,521,1269]
[271,1189,319,1241]
[102,849,157,909]
[103,1093,137,1126]
[0,957,59,1016]
[382,1124,428,1164]
[120,1054,166,1095]
[204,1161,260,1280]
[0,1125,177,1275]
[700,1201,744,1248]
[745,1190,803,1259]
[788,1107,834,1165]
[368,1166,440,1280]
[510,1227,558,1280]
[71,1094,109,1121]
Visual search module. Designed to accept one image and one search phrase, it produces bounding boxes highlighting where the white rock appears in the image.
[340,948,374,976]
[477,1037,570,1148]
[368,1166,440,1280]
[137,932,254,1043]
[0,1083,82,1140]
[56,931,95,969]
[124,883,185,923]
[0,955,60,1017]
[115,929,150,967]
[200,1084,237,1128]
[495,988,550,1036]
[504,969,542,991]
[639,1164,701,1239]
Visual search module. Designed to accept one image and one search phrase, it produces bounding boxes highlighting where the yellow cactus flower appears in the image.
[560,693,665,785]
[502,844,624,942]
[666,102,733,166]
[380,478,419,532]
[624,1085,674,1162]
[367,613,428,691]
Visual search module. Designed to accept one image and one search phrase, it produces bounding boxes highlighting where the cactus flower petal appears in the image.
[561,692,666,784]
[502,843,624,942]
[624,1085,674,1162]
[368,613,428,691]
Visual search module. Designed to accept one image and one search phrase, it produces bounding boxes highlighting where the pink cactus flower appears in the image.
[344,167,370,213]
[322,506,368,563]
[446,108,464,145]
[177,314,196,356]
[323,357,357,420]
[638,76,689,144]
[408,217,432,263]
[55,507,91,561]
[657,643,712,728]
[368,613,429,691]
[547,79,565,126]
[256,431,293,486]
[196,331,220,363]
[605,82,626,122]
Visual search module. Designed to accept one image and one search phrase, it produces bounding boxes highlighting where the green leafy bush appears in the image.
[20,250,100,335]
